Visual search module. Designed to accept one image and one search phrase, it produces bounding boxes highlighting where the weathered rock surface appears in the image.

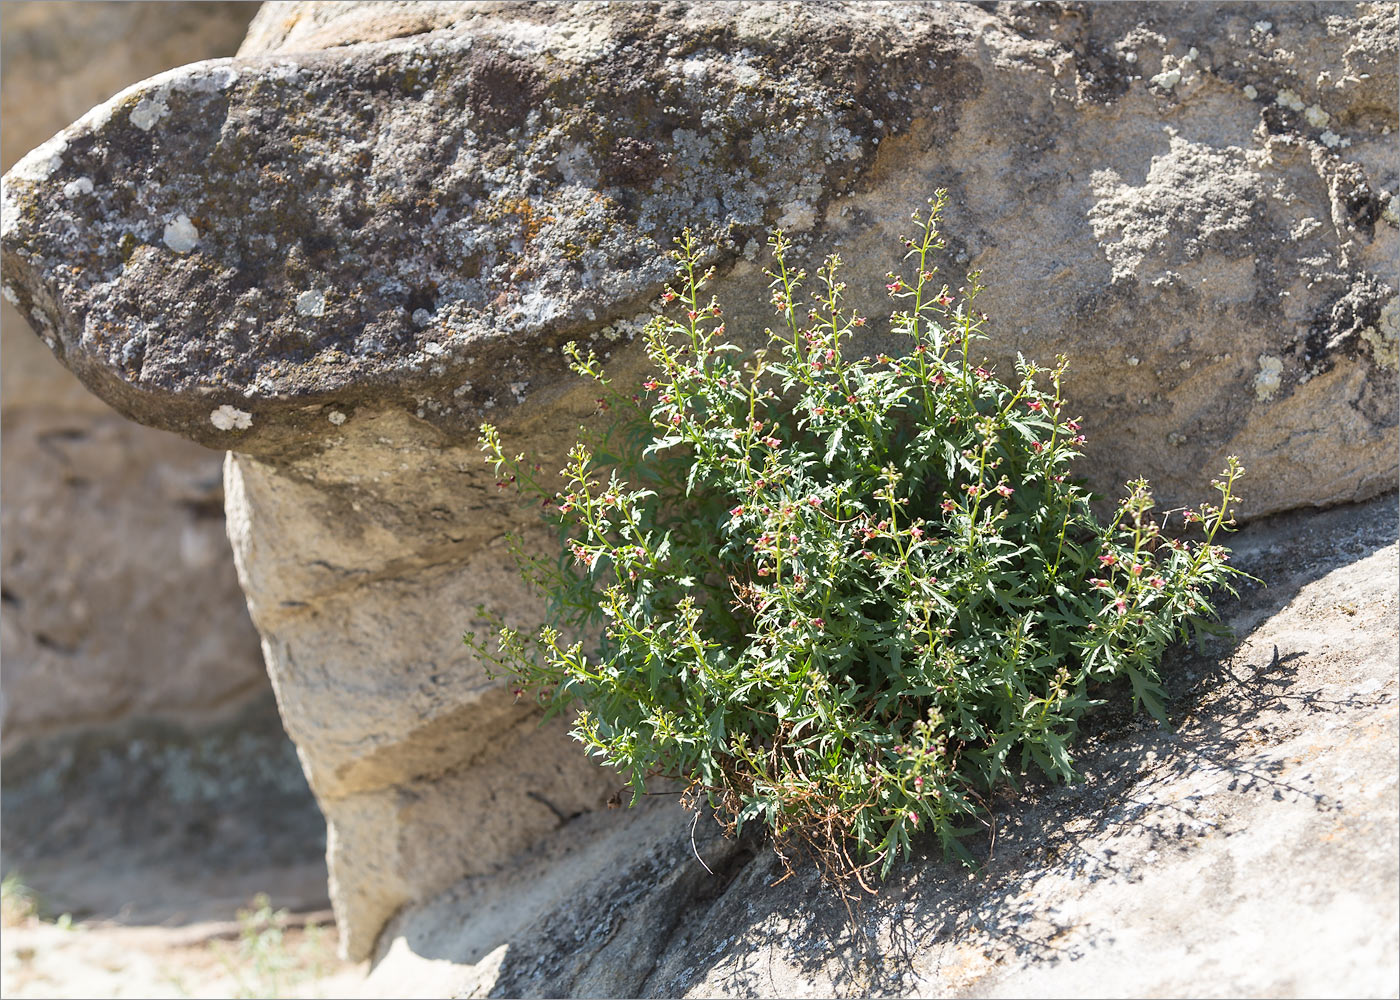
[0,0,329,942]
[364,493,1400,998]
[0,1,266,752]
[2,0,1396,962]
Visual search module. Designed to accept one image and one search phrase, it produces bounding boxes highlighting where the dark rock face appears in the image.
[3,0,1396,962]
[3,4,971,458]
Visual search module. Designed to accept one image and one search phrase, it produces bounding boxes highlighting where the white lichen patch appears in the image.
[295,289,326,317]
[163,214,199,253]
[2,285,17,305]
[129,94,169,131]
[1151,67,1182,91]
[1253,20,1273,33]
[210,404,252,430]
[1320,130,1344,148]
[1304,105,1331,128]
[412,308,433,327]
[62,177,94,199]
[1360,297,1398,370]
[1243,84,1259,100]
[1253,354,1284,401]
[509,381,529,403]
[1290,216,1322,240]
[777,200,816,232]
[328,410,347,425]
[1275,89,1306,112]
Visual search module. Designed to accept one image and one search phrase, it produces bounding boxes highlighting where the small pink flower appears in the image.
[670,414,682,425]
[907,812,918,826]
[1149,576,1166,589]
[910,526,924,539]
[1131,563,1143,576]
[1114,598,1128,613]
[729,506,744,517]
[886,280,903,292]
[825,349,835,363]
[762,436,781,448]
[975,367,991,379]
[932,372,946,385]
[661,290,677,303]
[1026,400,1043,412]
[995,483,1014,498]
[757,567,769,576]
[643,380,659,390]
[808,497,821,507]
[1066,419,1082,432]
[1031,441,1045,453]
[854,316,867,327]
[812,618,825,628]
[914,775,924,790]
[686,310,699,321]
[941,499,956,513]
[1098,553,1117,566]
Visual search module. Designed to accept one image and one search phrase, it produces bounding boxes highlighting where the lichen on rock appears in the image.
[3,0,1397,966]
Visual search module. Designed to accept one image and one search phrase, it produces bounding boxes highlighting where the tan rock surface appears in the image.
[2,0,1395,963]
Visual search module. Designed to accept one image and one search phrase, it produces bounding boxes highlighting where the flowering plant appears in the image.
[469,194,1244,883]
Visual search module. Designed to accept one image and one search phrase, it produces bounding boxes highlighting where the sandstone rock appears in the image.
[365,493,1400,998]
[2,0,1396,961]
[0,1,266,753]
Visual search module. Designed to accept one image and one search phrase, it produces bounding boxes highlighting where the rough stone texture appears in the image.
[2,0,1397,962]
[0,1,265,752]
[0,691,329,925]
[363,493,1400,999]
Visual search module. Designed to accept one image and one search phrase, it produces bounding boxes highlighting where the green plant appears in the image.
[469,194,1245,884]
[212,893,324,1000]
[1,871,40,926]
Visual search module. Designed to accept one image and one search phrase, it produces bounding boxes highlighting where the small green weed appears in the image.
[470,195,1245,887]
[212,893,329,999]
[1,871,40,926]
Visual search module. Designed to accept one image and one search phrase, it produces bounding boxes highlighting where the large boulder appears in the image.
[3,0,1395,960]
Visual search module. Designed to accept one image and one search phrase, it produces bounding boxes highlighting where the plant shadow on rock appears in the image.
[661,494,1396,998]
[384,492,1393,998]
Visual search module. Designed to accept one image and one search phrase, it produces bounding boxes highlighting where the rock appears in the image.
[0,1,267,753]
[0,691,328,926]
[365,493,1400,998]
[2,0,1396,961]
